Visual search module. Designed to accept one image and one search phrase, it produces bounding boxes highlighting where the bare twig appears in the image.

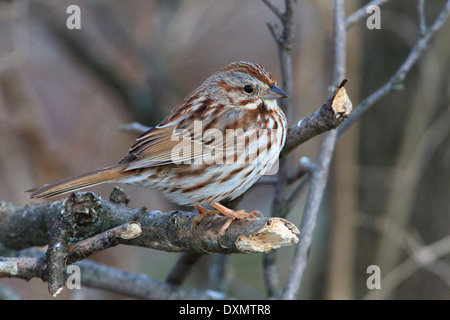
[281,0,347,300]
[286,158,314,208]
[207,255,230,292]
[287,159,309,185]
[261,0,283,20]
[357,213,450,299]
[286,174,309,209]
[418,0,427,35]
[364,234,450,300]
[263,249,280,298]
[338,0,450,136]
[67,221,142,263]
[269,0,296,220]
[76,259,229,300]
[345,0,390,29]
[281,131,339,299]
[262,0,297,299]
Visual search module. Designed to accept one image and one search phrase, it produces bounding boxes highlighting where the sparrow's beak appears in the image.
[263,85,288,100]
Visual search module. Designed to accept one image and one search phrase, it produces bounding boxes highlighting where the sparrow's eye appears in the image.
[243,85,254,94]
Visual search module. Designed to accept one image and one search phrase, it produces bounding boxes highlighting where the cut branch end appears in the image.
[236,218,299,253]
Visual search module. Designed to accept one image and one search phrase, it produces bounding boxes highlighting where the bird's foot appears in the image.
[210,202,262,248]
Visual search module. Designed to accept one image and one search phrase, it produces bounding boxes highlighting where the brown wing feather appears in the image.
[26,164,130,199]
[120,123,205,171]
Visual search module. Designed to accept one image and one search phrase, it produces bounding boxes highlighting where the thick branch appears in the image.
[45,201,75,297]
[0,188,299,255]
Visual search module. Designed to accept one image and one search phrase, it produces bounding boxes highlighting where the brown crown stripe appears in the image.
[220,62,275,87]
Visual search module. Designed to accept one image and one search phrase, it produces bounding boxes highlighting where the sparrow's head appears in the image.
[204,61,287,109]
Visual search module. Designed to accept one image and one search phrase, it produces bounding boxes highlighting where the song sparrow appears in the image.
[27,61,288,244]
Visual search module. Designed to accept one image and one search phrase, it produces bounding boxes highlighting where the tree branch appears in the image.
[76,259,229,300]
[66,221,143,263]
[281,0,347,300]
[0,248,229,300]
[261,0,283,20]
[45,200,75,296]
[261,0,296,299]
[280,79,351,158]
[0,189,299,256]
[0,187,299,296]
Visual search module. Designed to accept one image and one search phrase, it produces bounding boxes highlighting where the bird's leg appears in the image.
[192,205,218,226]
[210,202,262,248]
[191,205,219,254]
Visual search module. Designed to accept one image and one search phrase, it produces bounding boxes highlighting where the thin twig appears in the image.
[281,0,347,300]
[345,0,390,30]
[77,259,229,299]
[261,0,297,299]
[287,174,310,209]
[357,213,450,298]
[363,234,450,300]
[338,0,450,136]
[281,131,339,299]
[418,0,427,35]
[262,0,283,20]
[287,158,310,185]
[286,158,314,208]
[67,222,142,263]
[263,250,280,298]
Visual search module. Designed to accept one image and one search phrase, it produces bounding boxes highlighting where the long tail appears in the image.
[26,165,133,199]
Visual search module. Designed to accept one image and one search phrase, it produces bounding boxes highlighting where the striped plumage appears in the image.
[27,61,287,238]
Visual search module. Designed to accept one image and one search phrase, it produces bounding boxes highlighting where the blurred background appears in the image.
[0,0,449,299]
